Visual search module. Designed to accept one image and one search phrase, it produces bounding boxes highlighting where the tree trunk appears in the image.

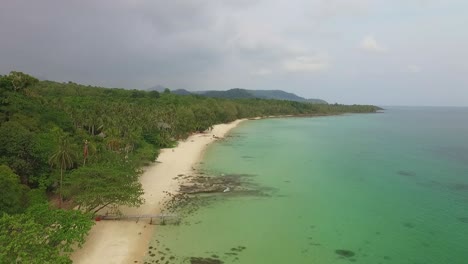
[59,165,63,208]
[92,202,112,215]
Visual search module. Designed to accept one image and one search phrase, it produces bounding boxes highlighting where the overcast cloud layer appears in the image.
[1,0,467,106]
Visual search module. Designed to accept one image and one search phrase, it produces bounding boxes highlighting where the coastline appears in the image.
[71,119,247,264]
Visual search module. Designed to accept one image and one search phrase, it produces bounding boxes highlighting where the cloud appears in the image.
[251,68,273,76]
[283,55,330,73]
[0,0,466,106]
[406,65,422,73]
[360,35,387,52]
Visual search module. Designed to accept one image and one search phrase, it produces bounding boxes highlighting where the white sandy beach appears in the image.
[71,119,246,264]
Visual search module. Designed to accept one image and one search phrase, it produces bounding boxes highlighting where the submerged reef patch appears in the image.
[403,222,416,228]
[189,257,224,264]
[162,172,276,218]
[335,249,356,258]
[451,183,468,191]
[397,170,417,177]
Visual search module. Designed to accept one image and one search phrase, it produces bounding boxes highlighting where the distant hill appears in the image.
[194,88,254,99]
[169,88,327,104]
[248,90,326,104]
[148,84,167,92]
[171,89,192,95]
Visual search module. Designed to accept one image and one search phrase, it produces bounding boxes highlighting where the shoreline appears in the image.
[71,119,247,264]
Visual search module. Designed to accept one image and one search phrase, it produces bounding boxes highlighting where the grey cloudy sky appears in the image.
[1,0,467,106]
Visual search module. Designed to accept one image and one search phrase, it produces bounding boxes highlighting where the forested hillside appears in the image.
[0,71,380,263]
[171,87,328,104]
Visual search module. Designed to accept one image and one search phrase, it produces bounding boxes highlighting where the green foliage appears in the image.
[25,204,94,253]
[0,121,36,181]
[26,188,48,206]
[0,213,64,264]
[63,164,144,214]
[0,204,93,264]
[0,165,28,215]
[49,129,76,207]
[0,71,38,93]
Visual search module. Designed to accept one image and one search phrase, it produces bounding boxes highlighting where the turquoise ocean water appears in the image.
[147,107,468,264]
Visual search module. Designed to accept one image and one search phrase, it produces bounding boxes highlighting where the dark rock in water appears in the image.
[230,246,246,252]
[335,249,356,258]
[190,257,224,264]
[451,183,468,191]
[403,222,415,228]
[178,173,272,197]
[180,184,225,194]
[398,170,416,177]
[458,217,468,223]
[163,172,274,217]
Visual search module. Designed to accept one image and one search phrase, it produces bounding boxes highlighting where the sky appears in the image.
[0,0,467,106]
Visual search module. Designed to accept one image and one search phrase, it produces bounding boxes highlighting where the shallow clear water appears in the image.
[146,107,468,264]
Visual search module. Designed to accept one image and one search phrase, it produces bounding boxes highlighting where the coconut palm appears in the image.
[49,133,75,207]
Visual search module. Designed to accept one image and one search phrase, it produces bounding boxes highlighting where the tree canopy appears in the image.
[0,204,93,264]
[0,165,27,215]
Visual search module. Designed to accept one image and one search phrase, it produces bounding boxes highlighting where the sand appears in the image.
[71,119,246,264]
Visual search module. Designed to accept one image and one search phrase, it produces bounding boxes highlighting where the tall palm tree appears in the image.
[49,133,75,207]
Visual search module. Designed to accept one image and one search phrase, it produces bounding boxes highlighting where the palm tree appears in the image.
[49,133,75,207]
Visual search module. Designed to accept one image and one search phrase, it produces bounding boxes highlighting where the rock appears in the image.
[189,257,224,264]
[335,249,356,258]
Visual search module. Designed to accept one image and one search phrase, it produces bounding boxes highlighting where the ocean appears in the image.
[146,107,468,264]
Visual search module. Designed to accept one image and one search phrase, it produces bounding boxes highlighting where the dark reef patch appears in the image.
[190,257,224,264]
[403,222,415,228]
[335,249,356,258]
[230,246,246,252]
[397,170,417,177]
[451,183,468,192]
[432,146,468,165]
[162,172,277,218]
[458,217,468,223]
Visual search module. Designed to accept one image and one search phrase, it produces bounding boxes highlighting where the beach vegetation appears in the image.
[63,163,144,214]
[0,204,93,264]
[48,129,76,207]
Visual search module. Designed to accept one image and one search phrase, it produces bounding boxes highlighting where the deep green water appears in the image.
[146,107,468,264]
